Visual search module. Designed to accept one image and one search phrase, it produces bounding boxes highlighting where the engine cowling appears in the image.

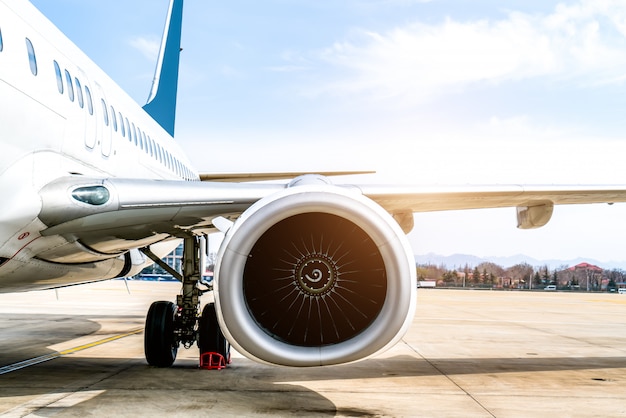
[213,178,416,366]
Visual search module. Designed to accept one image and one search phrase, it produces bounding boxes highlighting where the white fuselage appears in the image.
[0,0,195,291]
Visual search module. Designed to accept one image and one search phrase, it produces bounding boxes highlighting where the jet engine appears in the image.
[213,176,416,367]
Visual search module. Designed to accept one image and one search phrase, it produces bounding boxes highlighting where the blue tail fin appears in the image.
[143,0,184,137]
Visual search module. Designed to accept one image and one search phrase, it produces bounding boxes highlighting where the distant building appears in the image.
[565,262,603,291]
[567,262,602,273]
[163,243,183,274]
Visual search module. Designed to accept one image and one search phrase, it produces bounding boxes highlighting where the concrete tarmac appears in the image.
[0,281,625,417]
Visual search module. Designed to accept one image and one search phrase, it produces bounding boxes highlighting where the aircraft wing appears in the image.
[361,183,626,212]
[360,183,626,232]
[39,177,626,248]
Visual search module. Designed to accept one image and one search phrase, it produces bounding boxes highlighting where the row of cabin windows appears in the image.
[12,31,195,180]
[54,61,93,115]
[96,97,194,180]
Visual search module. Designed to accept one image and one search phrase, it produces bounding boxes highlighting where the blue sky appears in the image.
[30,0,626,265]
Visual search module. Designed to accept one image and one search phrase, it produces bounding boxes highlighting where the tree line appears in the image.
[417,262,626,291]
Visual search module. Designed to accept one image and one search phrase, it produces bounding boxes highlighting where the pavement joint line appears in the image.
[0,328,143,375]
[401,339,497,418]
[1,363,137,417]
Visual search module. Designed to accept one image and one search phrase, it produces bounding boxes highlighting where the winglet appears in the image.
[143,0,184,136]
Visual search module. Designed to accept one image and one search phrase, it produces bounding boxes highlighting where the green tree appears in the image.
[472,267,480,285]
[541,265,550,285]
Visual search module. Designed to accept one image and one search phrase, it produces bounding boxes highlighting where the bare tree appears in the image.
[505,262,534,288]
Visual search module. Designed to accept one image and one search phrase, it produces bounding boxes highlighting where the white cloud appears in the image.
[312,0,626,103]
[128,36,161,61]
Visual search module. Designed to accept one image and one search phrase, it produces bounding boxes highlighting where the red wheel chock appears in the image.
[200,352,228,370]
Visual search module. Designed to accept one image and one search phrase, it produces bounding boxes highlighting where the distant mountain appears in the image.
[415,252,626,270]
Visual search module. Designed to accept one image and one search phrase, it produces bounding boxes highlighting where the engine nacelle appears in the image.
[213,180,416,367]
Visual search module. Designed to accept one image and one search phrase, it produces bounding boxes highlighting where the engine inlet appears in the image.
[242,212,387,347]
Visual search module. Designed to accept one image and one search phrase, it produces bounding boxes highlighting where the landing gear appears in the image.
[142,236,229,368]
[198,303,230,369]
[144,301,178,367]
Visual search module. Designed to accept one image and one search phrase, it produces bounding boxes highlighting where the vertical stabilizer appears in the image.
[143,0,184,136]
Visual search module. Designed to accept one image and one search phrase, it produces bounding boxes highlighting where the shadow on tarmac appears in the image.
[1,310,625,416]
[1,350,625,416]
[0,314,103,366]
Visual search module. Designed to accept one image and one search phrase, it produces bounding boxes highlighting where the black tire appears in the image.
[145,301,178,367]
[198,303,230,359]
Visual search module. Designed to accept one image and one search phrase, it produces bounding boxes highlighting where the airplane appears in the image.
[2,0,626,369]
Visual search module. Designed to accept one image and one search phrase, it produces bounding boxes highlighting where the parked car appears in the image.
[544,285,557,291]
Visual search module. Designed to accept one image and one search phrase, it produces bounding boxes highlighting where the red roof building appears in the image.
[567,262,603,272]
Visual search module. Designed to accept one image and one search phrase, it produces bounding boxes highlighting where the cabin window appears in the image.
[84,86,94,115]
[131,123,138,146]
[110,106,118,132]
[119,112,125,137]
[101,99,109,126]
[53,61,63,94]
[0,28,4,52]
[64,70,74,102]
[148,136,154,157]
[157,144,163,163]
[125,118,131,141]
[25,38,37,75]
[75,78,84,108]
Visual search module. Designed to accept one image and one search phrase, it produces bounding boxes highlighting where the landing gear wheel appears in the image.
[198,303,230,362]
[145,301,178,367]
